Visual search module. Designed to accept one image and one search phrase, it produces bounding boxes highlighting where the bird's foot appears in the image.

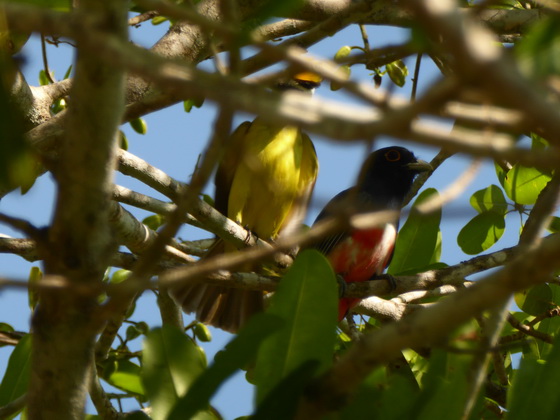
[242,225,258,245]
[370,273,397,292]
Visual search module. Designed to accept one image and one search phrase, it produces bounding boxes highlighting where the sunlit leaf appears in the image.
[130,117,148,135]
[469,184,508,215]
[27,266,42,310]
[103,358,145,396]
[142,326,207,420]
[119,130,129,150]
[457,212,505,254]
[386,59,408,87]
[110,269,131,284]
[143,214,164,231]
[184,97,204,113]
[193,323,212,342]
[334,45,352,61]
[254,250,338,407]
[0,334,31,419]
[389,188,442,274]
[503,164,552,205]
[151,16,168,25]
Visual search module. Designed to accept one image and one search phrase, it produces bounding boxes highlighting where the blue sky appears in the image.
[0,17,523,419]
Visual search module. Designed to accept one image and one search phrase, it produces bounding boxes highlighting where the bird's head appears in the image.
[359,146,432,205]
[276,71,322,93]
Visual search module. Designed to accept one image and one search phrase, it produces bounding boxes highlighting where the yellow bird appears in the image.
[171,72,321,332]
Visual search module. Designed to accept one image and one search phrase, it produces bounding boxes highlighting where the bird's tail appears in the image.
[168,239,264,333]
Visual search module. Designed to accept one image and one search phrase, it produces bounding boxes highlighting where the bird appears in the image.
[171,72,322,333]
[311,146,432,321]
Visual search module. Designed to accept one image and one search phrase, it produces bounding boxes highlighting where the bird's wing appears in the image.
[311,188,353,255]
[214,120,252,216]
[278,132,319,238]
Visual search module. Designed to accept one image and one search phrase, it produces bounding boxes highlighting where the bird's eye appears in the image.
[385,150,401,162]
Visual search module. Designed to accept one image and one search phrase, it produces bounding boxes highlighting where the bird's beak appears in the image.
[406,159,433,172]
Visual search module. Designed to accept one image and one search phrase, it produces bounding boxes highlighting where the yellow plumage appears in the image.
[171,74,320,332]
[222,118,318,243]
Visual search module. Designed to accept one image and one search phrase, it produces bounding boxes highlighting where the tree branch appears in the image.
[27,1,128,418]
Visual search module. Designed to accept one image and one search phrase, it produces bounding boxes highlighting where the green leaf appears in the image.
[547,216,560,233]
[0,334,31,419]
[0,323,14,333]
[110,269,131,284]
[254,250,338,404]
[494,161,508,189]
[51,98,66,114]
[38,69,50,86]
[103,358,145,396]
[170,314,283,420]
[536,316,560,359]
[151,16,168,25]
[0,69,37,192]
[457,212,505,255]
[531,133,549,150]
[516,16,560,79]
[415,351,471,420]
[28,266,42,310]
[508,334,560,420]
[184,97,204,113]
[334,45,352,61]
[514,284,553,317]
[388,188,442,275]
[119,130,129,150]
[130,117,148,135]
[126,325,143,342]
[63,64,73,80]
[143,214,164,230]
[386,60,408,87]
[142,326,207,420]
[503,164,552,205]
[193,323,212,342]
[469,185,508,215]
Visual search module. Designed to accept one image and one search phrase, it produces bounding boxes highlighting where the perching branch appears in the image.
[296,232,560,419]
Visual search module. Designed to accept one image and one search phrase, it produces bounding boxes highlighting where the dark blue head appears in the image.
[358,147,432,208]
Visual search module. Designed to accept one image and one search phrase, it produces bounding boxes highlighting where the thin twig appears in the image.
[40,33,55,84]
[410,53,422,101]
[128,10,159,26]
[89,364,123,419]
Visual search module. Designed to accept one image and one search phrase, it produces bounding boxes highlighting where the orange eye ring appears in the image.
[385,150,401,162]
